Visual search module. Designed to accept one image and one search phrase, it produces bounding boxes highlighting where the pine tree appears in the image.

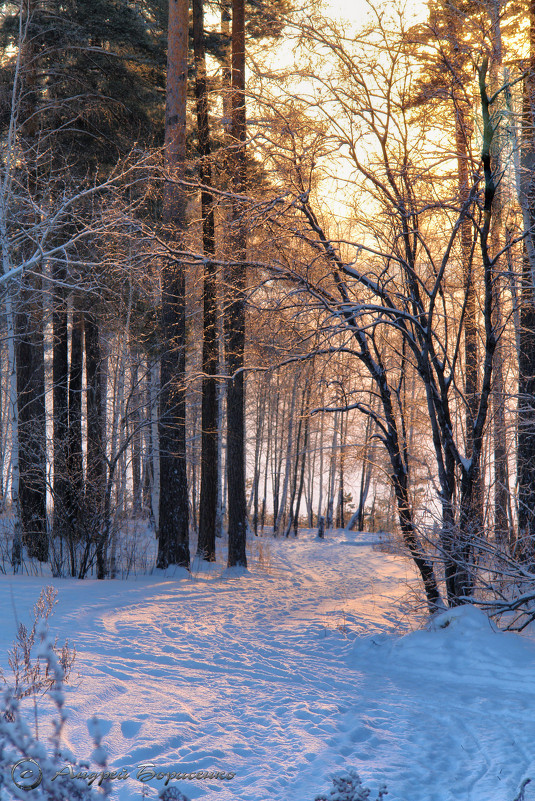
[225,0,248,568]
[0,0,166,571]
[194,0,219,562]
[517,0,535,562]
[157,0,190,570]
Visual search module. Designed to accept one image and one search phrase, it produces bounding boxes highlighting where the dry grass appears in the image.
[247,536,273,573]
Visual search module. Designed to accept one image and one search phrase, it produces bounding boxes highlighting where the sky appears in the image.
[325,0,427,26]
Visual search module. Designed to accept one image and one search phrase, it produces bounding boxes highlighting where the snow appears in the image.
[2,529,535,800]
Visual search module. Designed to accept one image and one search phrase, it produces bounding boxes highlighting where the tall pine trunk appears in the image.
[16,281,47,561]
[85,312,106,577]
[517,1,535,560]
[15,0,47,563]
[157,0,190,569]
[66,305,83,575]
[194,0,219,562]
[226,0,247,566]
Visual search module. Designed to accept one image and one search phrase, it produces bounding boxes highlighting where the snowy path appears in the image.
[2,531,535,801]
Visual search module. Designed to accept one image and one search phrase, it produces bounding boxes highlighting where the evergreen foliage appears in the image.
[0,0,165,171]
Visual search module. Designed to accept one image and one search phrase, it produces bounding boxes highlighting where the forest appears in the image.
[3,2,535,800]
[0,0,535,623]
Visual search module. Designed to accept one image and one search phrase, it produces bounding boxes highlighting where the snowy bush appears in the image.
[0,587,75,710]
[513,778,532,801]
[315,770,387,801]
[159,788,190,801]
[0,620,110,799]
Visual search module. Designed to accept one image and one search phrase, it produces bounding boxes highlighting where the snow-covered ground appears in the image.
[1,530,535,801]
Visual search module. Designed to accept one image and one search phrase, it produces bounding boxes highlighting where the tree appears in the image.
[157,0,190,570]
[413,0,484,544]
[250,10,516,608]
[193,0,219,562]
[0,0,167,573]
[15,281,47,562]
[225,0,248,567]
[85,311,106,578]
[517,0,535,562]
[11,0,47,563]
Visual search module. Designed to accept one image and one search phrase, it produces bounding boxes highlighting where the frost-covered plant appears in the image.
[315,770,388,801]
[513,778,531,801]
[0,621,109,800]
[159,788,190,801]
[0,587,76,712]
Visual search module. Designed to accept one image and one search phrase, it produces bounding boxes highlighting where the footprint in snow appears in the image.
[120,719,143,738]
[88,718,112,737]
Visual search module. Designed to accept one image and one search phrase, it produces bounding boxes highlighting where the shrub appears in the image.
[0,587,75,714]
[159,789,190,801]
[0,603,108,799]
[315,770,388,801]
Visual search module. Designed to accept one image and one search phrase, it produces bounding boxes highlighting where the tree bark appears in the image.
[66,305,83,574]
[226,0,247,566]
[274,371,298,535]
[157,0,190,570]
[194,0,219,562]
[517,1,535,561]
[489,3,510,546]
[292,379,311,537]
[16,283,47,562]
[52,264,69,544]
[455,90,483,543]
[85,312,106,577]
[130,357,142,516]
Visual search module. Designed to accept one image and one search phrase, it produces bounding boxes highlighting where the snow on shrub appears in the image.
[0,587,75,710]
[315,769,387,801]
[0,616,110,800]
[159,788,190,801]
[513,778,532,801]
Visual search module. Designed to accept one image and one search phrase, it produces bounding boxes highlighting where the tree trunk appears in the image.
[66,305,83,574]
[284,386,305,537]
[5,281,21,569]
[16,282,47,562]
[142,362,154,516]
[326,410,339,529]
[157,0,190,570]
[248,379,265,535]
[260,392,271,533]
[292,382,311,537]
[130,358,142,516]
[274,371,298,535]
[226,0,247,567]
[216,365,225,538]
[455,91,483,543]
[271,377,283,529]
[150,359,160,530]
[194,0,219,561]
[85,312,106,577]
[489,4,510,546]
[335,410,346,529]
[354,412,374,531]
[52,265,69,545]
[13,3,46,564]
[316,409,325,527]
[517,2,535,561]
